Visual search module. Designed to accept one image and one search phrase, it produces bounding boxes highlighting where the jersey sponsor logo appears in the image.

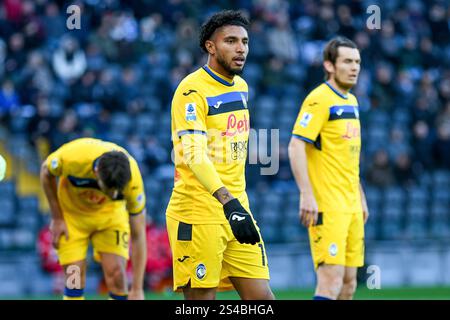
[196,263,206,280]
[336,108,344,116]
[185,103,197,121]
[299,112,313,127]
[329,243,338,257]
[213,100,223,109]
[174,168,181,182]
[221,114,249,137]
[137,193,144,204]
[230,141,248,161]
[79,190,106,205]
[342,122,361,140]
[308,102,318,107]
[231,214,245,221]
[182,89,197,96]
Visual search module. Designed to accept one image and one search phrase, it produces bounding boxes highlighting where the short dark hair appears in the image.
[97,151,131,190]
[323,36,358,79]
[199,10,250,53]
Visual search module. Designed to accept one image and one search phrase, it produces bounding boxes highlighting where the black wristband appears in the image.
[223,198,242,219]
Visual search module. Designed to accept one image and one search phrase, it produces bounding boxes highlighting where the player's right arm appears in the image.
[40,151,68,249]
[288,94,329,227]
[288,138,319,227]
[172,83,259,244]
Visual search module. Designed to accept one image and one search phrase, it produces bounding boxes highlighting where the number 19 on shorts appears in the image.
[114,230,129,249]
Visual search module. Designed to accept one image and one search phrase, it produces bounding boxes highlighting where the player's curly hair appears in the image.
[199,10,250,53]
[97,151,131,191]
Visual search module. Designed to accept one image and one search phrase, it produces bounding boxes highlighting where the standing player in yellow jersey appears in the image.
[288,37,369,300]
[40,138,147,300]
[166,10,274,300]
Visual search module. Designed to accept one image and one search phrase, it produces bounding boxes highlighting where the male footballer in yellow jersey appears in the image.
[40,138,147,300]
[288,37,369,300]
[166,10,274,300]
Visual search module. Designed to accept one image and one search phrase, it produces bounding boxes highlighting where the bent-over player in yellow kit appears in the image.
[166,10,273,300]
[288,37,369,300]
[40,138,147,300]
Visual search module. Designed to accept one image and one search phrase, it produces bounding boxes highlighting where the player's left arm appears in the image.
[128,209,147,300]
[125,158,147,299]
[360,183,369,224]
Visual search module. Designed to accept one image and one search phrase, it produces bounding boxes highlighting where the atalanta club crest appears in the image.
[196,263,206,280]
[329,243,338,257]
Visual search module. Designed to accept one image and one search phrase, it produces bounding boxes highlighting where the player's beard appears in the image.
[334,74,356,91]
[216,53,244,76]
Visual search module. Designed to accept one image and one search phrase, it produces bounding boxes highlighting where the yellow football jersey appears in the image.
[45,138,146,216]
[292,82,362,213]
[167,65,250,224]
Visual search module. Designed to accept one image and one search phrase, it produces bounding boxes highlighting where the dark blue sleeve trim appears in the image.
[292,134,315,144]
[178,130,207,137]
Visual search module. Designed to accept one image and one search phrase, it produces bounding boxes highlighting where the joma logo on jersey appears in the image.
[222,114,249,137]
[342,122,361,140]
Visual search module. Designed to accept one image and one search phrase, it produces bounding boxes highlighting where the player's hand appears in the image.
[128,288,145,300]
[223,198,260,245]
[363,206,369,225]
[299,191,319,228]
[49,218,69,249]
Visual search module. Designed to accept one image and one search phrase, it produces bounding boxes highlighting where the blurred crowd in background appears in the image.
[0,0,449,251]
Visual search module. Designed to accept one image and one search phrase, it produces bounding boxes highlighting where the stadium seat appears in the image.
[136,113,156,136]
[432,170,450,187]
[12,229,36,249]
[431,187,450,205]
[144,176,161,195]
[382,205,403,219]
[259,224,282,243]
[431,203,449,219]
[0,264,25,296]
[18,197,39,212]
[392,110,411,125]
[404,204,428,239]
[407,186,429,207]
[16,213,40,231]
[369,110,390,127]
[384,186,406,207]
[380,205,403,240]
[0,181,15,198]
[242,62,262,86]
[429,219,450,239]
[417,172,432,187]
[0,198,15,226]
[110,113,131,135]
[260,206,281,225]
[257,96,277,112]
[365,186,382,210]
[281,224,304,243]
[143,96,162,113]
[364,221,377,240]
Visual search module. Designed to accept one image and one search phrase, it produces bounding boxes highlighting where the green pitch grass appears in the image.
[13,286,450,300]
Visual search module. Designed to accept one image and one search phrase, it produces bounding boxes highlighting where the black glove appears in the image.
[223,198,260,245]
